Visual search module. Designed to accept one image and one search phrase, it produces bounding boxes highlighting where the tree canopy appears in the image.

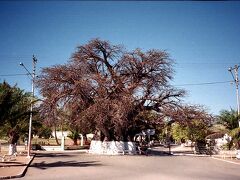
[0,81,31,143]
[37,39,211,141]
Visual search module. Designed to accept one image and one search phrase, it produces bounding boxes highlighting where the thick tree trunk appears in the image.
[54,125,60,145]
[73,138,78,145]
[9,144,17,155]
[8,130,19,155]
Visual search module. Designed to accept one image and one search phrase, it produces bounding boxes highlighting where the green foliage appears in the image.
[188,119,208,142]
[67,130,80,145]
[0,81,12,125]
[229,127,240,138]
[171,123,188,143]
[0,81,31,141]
[158,126,166,141]
[223,141,234,150]
[171,120,208,143]
[134,110,159,132]
[218,109,239,130]
[35,124,52,139]
[217,109,240,149]
[208,124,228,134]
[229,127,240,149]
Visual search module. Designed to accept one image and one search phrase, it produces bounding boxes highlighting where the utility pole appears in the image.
[228,65,240,127]
[20,55,37,158]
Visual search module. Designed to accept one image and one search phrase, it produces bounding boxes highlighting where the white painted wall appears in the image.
[89,140,137,155]
[214,134,232,150]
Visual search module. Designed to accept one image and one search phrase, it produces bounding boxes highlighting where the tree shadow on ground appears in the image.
[172,150,195,154]
[147,149,173,157]
[34,152,78,158]
[31,160,101,170]
[0,161,26,168]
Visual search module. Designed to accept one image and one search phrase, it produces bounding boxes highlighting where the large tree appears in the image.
[37,39,186,141]
[0,81,32,154]
[0,81,15,126]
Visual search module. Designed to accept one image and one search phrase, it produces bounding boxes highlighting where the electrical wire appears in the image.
[0,73,29,77]
[0,74,234,85]
[0,73,234,88]
[174,80,234,87]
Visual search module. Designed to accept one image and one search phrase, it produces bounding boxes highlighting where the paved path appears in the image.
[14,150,240,180]
[0,155,33,179]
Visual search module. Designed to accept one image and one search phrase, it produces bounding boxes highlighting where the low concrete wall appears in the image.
[1,145,26,153]
[89,140,137,155]
[41,146,62,151]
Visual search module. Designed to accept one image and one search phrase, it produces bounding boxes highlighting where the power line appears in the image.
[0,73,234,87]
[0,73,29,77]
[176,62,240,65]
[174,80,234,87]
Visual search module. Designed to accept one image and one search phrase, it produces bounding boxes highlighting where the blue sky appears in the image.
[0,1,240,115]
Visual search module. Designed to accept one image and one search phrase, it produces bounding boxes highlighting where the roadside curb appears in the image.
[172,152,240,165]
[172,153,209,157]
[21,155,35,178]
[60,149,88,153]
[34,149,88,154]
[0,155,35,179]
[211,157,240,165]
